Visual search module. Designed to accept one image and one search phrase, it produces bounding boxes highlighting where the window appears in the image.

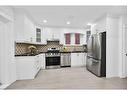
[65,33,71,44]
[75,33,80,44]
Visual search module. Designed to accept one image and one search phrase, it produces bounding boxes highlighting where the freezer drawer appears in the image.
[91,59,101,76]
[86,56,102,77]
[86,56,93,71]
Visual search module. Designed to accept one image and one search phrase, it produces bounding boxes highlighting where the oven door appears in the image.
[46,56,60,66]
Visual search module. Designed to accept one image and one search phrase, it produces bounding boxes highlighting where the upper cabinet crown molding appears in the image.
[0,9,14,23]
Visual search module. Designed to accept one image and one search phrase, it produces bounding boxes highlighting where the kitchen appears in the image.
[1,6,127,89]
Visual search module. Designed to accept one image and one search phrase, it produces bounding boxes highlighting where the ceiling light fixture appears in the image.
[66,21,71,25]
[87,23,96,26]
[87,23,92,26]
[43,20,47,23]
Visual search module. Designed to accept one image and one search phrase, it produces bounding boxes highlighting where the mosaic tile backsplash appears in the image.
[15,41,85,55]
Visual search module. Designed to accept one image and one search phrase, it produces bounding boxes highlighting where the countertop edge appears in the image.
[15,51,87,57]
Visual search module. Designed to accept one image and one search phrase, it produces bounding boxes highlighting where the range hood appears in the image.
[47,39,60,42]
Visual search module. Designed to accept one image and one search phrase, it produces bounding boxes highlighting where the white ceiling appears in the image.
[13,6,127,28]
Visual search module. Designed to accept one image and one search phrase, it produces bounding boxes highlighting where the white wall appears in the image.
[106,15,119,78]
[91,16,106,34]
[119,15,127,78]
[0,6,14,21]
[0,7,16,88]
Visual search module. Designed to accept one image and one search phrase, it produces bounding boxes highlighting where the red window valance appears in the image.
[65,33,71,44]
[75,33,80,44]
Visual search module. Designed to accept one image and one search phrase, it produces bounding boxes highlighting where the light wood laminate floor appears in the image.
[6,67,127,89]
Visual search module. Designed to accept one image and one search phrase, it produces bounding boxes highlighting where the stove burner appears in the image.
[46,48,60,57]
[45,52,60,57]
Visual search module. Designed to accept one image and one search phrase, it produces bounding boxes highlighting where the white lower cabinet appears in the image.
[16,54,43,80]
[35,55,42,72]
[71,53,86,67]
[39,53,46,69]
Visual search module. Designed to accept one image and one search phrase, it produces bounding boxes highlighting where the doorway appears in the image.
[120,24,127,78]
[124,25,127,77]
[0,21,4,85]
[0,20,8,86]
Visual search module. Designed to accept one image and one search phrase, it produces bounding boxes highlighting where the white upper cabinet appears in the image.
[14,12,86,45]
[14,13,25,42]
[35,26,42,43]
[14,13,37,43]
[24,17,36,42]
[41,27,47,44]
[41,27,87,45]
[80,34,87,45]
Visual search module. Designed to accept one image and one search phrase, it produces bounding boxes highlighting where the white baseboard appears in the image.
[0,83,12,89]
[119,74,127,78]
[0,80,16,89]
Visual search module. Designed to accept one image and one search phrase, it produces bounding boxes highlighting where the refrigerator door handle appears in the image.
[93,61,98,63]
[92,59,99,63]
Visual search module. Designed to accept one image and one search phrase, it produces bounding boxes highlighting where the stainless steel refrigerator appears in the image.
[86,32,106,77]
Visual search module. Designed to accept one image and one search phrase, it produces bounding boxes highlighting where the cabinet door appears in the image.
[79,53,85,66]
[67,54,71,66]
[24,17,36,42]
[41,28,46,44]
[16,57,36,80]
[76,53,81,65]
[71,53,85,67]
[39,54,45,69]
[60,55,64,66]
[80,34,86,45]
[65,54,69,66]
[34,56,40,74]
[71,53,78,67]
[36,28,41,42]
[14,14,25,42]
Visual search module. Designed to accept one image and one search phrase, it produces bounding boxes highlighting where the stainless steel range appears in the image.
[45,48,60,69]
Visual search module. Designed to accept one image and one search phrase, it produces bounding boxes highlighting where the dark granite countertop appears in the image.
[60,51,87,53]
[15,52,46,57]
[15,54,37,56]
[15,51,87,57]
[59,52,71,53]
[70,51,87,53]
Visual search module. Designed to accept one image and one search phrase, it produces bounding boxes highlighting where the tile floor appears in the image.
[6,67,127,89]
